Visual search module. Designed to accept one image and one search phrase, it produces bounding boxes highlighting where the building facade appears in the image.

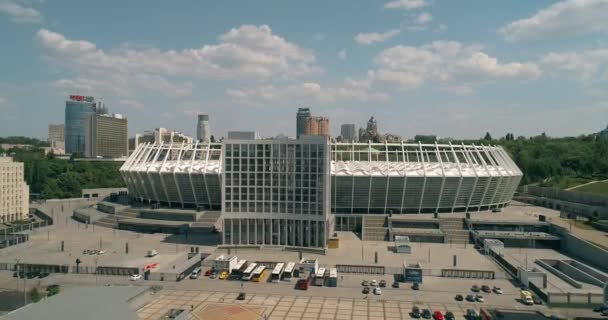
[296,108,311,139]
[197,114,210,143]
[85,114,128,158]
[221,136,332,249]
[65,96,100,154]
[340,124,357,142]
[48,124,65,149]
[304,116,330,137]
[0,157,29,223]
[227,131,260,140]
[154,128,193,144]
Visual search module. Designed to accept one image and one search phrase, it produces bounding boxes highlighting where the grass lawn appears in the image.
[570,180,608,195]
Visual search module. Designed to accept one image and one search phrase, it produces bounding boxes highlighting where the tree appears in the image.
[210,135,216,143]
[483,132,492,141]
[29,288,41,303]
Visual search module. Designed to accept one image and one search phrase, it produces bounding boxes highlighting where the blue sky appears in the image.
[1,0,608,140]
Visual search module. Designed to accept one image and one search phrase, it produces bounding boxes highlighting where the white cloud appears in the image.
[540,48,608,81]
[0,0,42,23]
[354,29,400,45]
[369,41,541,92]
[338,50,347,60]
[384,0,427,10]
[500,0,608,41]
[416,12,432,25]
[227,79,389,107]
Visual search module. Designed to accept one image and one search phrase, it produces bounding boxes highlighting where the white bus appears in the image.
[271,263,285,283]
[328,268,338,287]
[251,265,267,282]
[231,259,247,279]
[283,262,295,281]
[241,263,257,281]
[314,267,326,286]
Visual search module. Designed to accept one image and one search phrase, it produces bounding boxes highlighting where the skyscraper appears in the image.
[65,95,100,154]
[296,108,311,139]
[304,116,330,137]
[197,114,210,143]
[340,124,356,142]
[85,113,128,158]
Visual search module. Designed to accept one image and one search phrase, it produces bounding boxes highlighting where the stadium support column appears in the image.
[473,144,492,212]
[399,142,408,214]
[158,143,173,206]
[485,146,504,209]
[418,142,427,214]
[146,143,163,203]
[449,142,464,214]
[383,143,390,214]
[350,142,355,214]
[367,141,373,214]
[173,143,186,207]
[463,143,479,213]
[202,144,212,209]
[189,142,200,207]
[434,142,447,214]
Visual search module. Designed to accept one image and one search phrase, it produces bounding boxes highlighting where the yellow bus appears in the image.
[251,265,267,282]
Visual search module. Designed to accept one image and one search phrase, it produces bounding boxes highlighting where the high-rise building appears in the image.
[85,113,128,158]
[65,95,103,154]
[154,128,192,144]
[296,108,311,139]
[304,116,330,137]
[340,124,356,142]
[221,136,332,249]
[0,157,29,223]
[227,131,260,140]
[48,124,65,149]
[197,114,210,143]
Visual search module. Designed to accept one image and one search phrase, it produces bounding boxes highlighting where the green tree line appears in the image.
[1,145,125,199]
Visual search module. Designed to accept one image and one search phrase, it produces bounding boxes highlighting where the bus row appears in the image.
[296,267,338,290]
[228,260,298,283]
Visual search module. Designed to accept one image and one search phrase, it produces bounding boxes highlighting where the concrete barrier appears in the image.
[535,259,582,288]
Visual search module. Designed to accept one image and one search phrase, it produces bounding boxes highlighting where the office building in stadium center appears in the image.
[120,139,522,249]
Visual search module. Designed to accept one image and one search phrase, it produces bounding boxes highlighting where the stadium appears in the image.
[121,142,521,213]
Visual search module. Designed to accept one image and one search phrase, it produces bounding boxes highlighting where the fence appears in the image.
[336,264,385,275]
[488,248,518,276]
[547,292,605,305]
[441,269,495,279]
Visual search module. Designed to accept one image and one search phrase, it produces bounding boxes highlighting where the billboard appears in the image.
[69,95,94,102]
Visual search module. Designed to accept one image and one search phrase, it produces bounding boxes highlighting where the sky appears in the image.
[1,0,608,140]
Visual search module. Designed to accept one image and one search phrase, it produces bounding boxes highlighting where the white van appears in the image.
[190,267,202,279]
[147,249,158,257]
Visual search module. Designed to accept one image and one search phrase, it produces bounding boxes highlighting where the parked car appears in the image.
[38,272,49,279]
[422,309,432,319]
[471,285,480,292]
[492,286,503,294]
[379,280,386,287]
[362,287,370,294]
[130,274,142,281]
[373,287,382,295]
[411,306,421,318]
[481,285,491,293]
[237,292,246,300]
[210,272,218,279]
[362,280,369,287]
[190,268,201,279]
[219,271,228,280]
[593,306,608,313]
[454,294,464,301]
[466,309,479,320]
[392,281,400,288]
[97,250,106,255]
[370,279,377,286]
[445,311,455,320]
[204,269,212,276]
[533,295,543,305]
[475,295,484,303]
[433,310,444,320]
[465,294,476,302]
[412,282,420,290]
[147,249,158,257]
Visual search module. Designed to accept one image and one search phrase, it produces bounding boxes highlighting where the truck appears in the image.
[520,290,534,305]
[147,249,158,257]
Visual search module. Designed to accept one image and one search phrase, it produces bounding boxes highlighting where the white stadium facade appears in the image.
[120,139,522,249]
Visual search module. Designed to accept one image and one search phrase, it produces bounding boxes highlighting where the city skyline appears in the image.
[2,0,608,140]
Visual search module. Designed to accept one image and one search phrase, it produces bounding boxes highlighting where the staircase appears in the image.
[439,217,469,244]
[93,208,138,228]
[362,216,388,241]
[191,212,222,231]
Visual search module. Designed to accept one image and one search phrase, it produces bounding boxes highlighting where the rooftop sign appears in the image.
[69,95,94,102]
